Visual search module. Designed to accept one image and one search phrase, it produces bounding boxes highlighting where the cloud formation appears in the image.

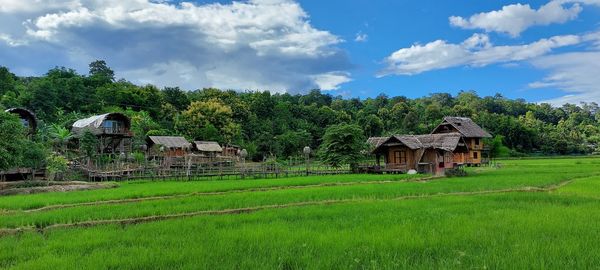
[449,1,583,37]
[378,33,581,76]
[0,0,352,92]
[530,51,600,105]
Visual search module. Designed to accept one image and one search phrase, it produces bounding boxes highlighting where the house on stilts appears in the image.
[72,113,133,155]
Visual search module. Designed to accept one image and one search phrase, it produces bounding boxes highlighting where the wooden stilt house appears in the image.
[367,133,469,175]
[72,113,133,154]
[431,117,492,165]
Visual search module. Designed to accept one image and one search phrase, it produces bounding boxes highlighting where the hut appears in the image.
[193,141,223,158]
[431,117,492,165]
[222,144,241,157]
[72,113,133,154]
[367,133,468,175]
[146,136,191,157]
[5,108,37,137]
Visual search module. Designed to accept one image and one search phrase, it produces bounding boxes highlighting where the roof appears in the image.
[367,133,463,153]
[433,117,492,138]
[194,141,223,152]
[73,114,111,129]
[148,136,191,149]
[5,108,37,133]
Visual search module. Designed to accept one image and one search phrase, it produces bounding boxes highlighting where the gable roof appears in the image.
[194,141,223,152]
[367,133,463,153]
[432,117,492,138]
[147,136,191,149]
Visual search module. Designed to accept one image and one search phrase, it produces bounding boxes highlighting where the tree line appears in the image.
[1,60,599,166]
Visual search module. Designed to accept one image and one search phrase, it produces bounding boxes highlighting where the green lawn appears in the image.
[1,157,600,269]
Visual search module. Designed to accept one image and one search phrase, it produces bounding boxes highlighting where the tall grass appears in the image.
[1,157,600,269]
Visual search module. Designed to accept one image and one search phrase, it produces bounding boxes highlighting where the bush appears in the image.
[46,154,68,181]
[446,167,467,177]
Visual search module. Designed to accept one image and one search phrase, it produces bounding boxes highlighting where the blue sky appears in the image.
[1,0,599,104]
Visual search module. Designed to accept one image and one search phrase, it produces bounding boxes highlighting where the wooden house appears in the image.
[72,113,133,154]
[367,133,468,175]
[146,136,191,157]
[5,108,37,138]
[222,144,241,157]
[431,117,492,165]
[193,141,223,158]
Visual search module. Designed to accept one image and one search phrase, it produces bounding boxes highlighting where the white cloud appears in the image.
[311,72,352,90]
[0,0,352,92]
[378,33,581,76]
[449,1,582,37]
[530,51,600,105]
[355,32,368,42]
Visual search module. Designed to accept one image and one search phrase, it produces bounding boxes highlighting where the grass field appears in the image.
[1,158,600,269]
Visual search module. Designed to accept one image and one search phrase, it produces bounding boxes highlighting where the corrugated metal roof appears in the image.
[148,136,191,149]
[72,114,110,129]
[194,141,223,152]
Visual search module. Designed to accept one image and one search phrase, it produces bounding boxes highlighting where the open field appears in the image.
[1,158,600,269]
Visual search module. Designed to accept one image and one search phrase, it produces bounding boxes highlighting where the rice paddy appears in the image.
[1,157,600,269]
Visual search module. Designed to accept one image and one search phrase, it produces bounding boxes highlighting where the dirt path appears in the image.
[13,176,440,213]
[0,177,589,237]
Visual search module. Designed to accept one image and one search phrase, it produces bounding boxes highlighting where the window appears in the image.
[475,138,480,146]
[473,151,478,159]
[394,150,407,164]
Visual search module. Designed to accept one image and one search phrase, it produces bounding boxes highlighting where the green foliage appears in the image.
[48,124,73,154]
[487,135,510,158]
[46,153,68,180]
[0,111,26,171]
[79,131,98,159]
[319,124,365,167]
[20,141,47,171]
[2,63,600,160]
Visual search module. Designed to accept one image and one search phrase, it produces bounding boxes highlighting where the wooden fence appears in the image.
[70,158,351,182]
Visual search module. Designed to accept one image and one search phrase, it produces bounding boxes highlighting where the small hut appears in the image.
[72,113,133,154]
[5,108,37,137]
[146,136,191,157]
[193,141,223,158]
[222,144,241,157]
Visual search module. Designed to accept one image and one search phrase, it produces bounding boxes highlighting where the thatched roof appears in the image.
[368,133,463,153]
[72,113,131,136]
[432,117,492,138]
[147,136,191,149]
[5,108,37,133]
[194,141,223,152]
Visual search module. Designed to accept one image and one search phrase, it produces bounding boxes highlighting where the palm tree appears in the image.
[48,124,73,154]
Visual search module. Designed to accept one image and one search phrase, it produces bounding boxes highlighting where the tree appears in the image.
[176,99,239,143]
[0,111,26,171]
[79,131,98,161]
[21,141,47,180]
[318,124,365,168]
[88,60,115,87]
[48,124,73,154]
[162,87,190,111]
[0,66,16,96]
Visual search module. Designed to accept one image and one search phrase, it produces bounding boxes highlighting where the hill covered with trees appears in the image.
[1,61,599,161]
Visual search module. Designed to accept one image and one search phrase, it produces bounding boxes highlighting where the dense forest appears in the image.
[1,60,600,163]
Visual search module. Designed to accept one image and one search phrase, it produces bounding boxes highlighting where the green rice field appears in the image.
[2,157,600,269]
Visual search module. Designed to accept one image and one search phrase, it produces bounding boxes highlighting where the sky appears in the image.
[0,0,599,105]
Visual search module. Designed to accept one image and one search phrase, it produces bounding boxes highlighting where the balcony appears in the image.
[102,127,130,135]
